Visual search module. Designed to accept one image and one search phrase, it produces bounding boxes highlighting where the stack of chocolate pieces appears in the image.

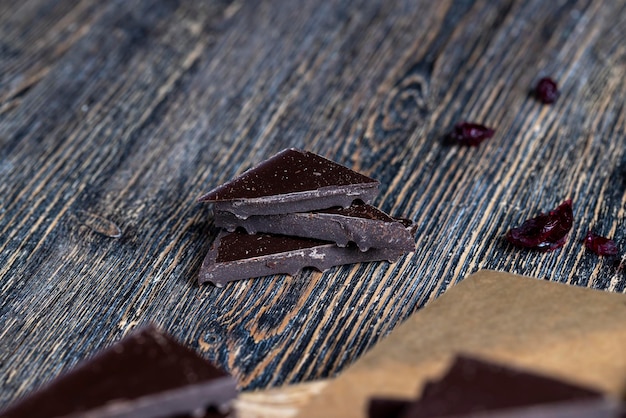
[368,355,625,418]
[197,148,416,287]
[0,326,237,418]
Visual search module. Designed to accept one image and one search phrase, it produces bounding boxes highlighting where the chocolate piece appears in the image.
[0,326,237,418]
[198,148,379,218]
[369,355,623,418]
[215,201,416,251]
[401,400,624,418]
[400,355,607,418]
[368,398,412,418]
[402,400,624,418]
[199,229,406,286]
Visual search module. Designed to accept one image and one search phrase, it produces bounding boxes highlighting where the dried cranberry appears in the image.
[584,231,619,256]
[449,122,495,146]
[534,77,560,104]
[506,199,573,251]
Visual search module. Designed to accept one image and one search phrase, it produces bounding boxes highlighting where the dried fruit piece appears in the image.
[534,77,560,104]
[584,231,619,256]
[449,122,495,146]
[506,199,573,251]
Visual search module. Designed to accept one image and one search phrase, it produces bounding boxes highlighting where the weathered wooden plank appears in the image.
[0,0,240,401]
[0,0,106,114]
[1,0,625,409]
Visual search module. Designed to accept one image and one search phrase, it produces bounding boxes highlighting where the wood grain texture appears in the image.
[1,0,625,408]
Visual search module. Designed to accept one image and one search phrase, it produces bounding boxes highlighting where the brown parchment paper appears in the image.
[296,270,626,418]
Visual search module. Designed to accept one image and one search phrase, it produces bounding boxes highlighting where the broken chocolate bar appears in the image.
[198,148,379,218]
[0,326,237,418]
[199,229,406,287]
[214,201,416,252]
[369,355,622,418]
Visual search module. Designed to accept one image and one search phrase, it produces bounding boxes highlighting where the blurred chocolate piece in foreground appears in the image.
[0,325,237,418]
[369,355,624,418]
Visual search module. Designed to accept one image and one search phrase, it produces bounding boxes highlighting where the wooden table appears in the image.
[1,0,625,408]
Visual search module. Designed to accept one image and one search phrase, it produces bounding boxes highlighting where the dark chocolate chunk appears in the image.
[215,201,416,251]
[198,148,379,218]
[369,355,625,417]
[399,355,606,418]
[403,400,624,418]
[0,326,237,418]
[199,229,406,287]
[368,398,412,418]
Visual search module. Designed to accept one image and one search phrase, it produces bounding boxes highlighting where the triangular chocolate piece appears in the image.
[215,201,416,252]
[401,355,607,418]
[199,229,405,287]
[368,355,615,418]
[198,148,379,218]
[0,326,237,418]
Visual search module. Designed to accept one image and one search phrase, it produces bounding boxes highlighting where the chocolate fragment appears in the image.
[199,229,406,287]
[215,201,416,251]
[198,148,379,218]
[368,355,621,418]
[402,355,604,417]
[368,398,412,418]
[402,400,623,418]
[0,326,237,418]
